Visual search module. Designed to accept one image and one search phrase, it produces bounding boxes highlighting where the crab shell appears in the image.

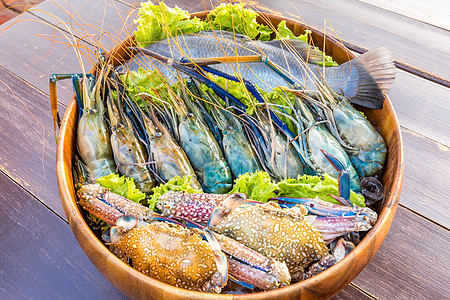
[210,202,329,280]
[112,221,225,293]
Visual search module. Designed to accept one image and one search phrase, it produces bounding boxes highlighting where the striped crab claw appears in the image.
[77,185,228,293]
[77,184,290,290]
[303,237,356,280]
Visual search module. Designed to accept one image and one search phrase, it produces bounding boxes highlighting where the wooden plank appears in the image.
[352,206,450,299]
[0,13,92,104]
[390,70,450,147]
[332,284,374,300]
[118,0,220,11]
[357,0,450,30]
[29,0,137,52]
[0,171,127,299]
[400,129,450,228]
[252,0,450,82]
[28,0,450,147]
[0,65,63,216]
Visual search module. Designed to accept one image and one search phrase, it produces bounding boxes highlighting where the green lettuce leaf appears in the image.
[207,3,273,41]
[149,176,202,210]
[278,173,365,207]
[97,173,146,203]
[260,87,297,134]
[199,75,256,114]
[120,68,180,108]
[276,20,309,42]
[228,171,278,202]
[134,2,206,47]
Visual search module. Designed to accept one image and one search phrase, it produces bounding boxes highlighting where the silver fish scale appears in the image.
[210,202,329,276]
[128,31,330,93]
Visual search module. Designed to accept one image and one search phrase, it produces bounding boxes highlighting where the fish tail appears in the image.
[330,47,396,109]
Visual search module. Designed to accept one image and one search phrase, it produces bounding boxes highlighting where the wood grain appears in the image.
[251,0,450,82]
[0,13,93,104]
[389,70,450,147]
[357,0,450,30]
[30,0,138,52]
[399,128,450,228]
[0,65,63,216]
[55,12,403,300]
[331,284,375,300]
[352,206,450,299]
[0,170,127,299]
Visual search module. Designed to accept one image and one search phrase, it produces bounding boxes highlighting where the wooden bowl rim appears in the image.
[56,11,404,299]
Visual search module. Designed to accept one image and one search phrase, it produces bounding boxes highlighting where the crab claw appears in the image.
[306,214,377,243]
[116,215,138,231]
[108,216,139,244]
[204,228,229,288]
[207,193,246,227]
[320,149,352,205]
[332,238,355,263]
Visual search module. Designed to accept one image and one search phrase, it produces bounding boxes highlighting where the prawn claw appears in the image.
[321,149,351,204]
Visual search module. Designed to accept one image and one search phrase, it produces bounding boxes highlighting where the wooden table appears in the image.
[0,0,449,299]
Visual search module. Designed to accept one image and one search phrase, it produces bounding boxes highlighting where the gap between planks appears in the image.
[0,166,68,224]
[399,203,449,231]
[4,0,448,230]
[26,0,450,90]
[348,282,378,299]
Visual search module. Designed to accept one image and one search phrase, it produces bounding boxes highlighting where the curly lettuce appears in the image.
[206,3,273,40]
[120,68,179,107]
[97,173,146,203]
[276,20,338,66]
[149,176,202,210]
[278,174,365,207]
[228,171,278,203]
[134,2,206,47]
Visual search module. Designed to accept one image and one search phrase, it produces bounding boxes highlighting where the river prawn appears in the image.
[149,76,233,194]
[69,68,116,183]
[106,79,156,193]
[122,91,202,189]
[186,79,263,178]
[293,83,388,177]
[40,0,394,292]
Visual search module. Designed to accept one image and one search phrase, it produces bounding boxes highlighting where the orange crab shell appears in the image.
[114,221,224,293]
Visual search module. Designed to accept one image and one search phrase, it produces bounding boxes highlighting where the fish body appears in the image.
[129,31,395,109]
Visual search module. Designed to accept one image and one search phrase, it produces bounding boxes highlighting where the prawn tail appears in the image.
[330,47,396,109]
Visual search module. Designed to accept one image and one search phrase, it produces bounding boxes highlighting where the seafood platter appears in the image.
[53,2,404,299]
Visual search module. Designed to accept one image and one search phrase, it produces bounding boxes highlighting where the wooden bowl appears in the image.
[56,12,404,300]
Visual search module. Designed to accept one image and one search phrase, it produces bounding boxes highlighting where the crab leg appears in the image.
[207,229,290,290]
[272,196,377,220]
[158,191,246,224]
[305,215,375,243]
[78,184,290,290]
[271,149,354,210]
[77,184,156,220]
[184,220,291,290]
[321,149,351,204]
[78,191,124,225]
